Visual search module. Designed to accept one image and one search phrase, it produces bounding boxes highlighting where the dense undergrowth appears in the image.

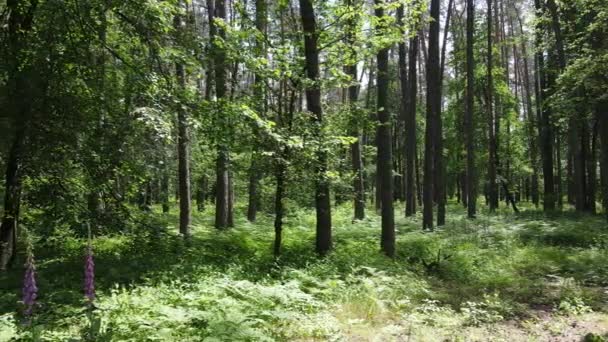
[1,202,608,341]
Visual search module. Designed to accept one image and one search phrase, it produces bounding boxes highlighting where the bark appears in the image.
[547,0,573,211]
[375,0,395,256]
[214,0,233,229]
[161,166,170,213]
[405,34,418,217]
[348,0,365,220]
[598,103,608,221]
[587,121,598,213]
[534,0,555,211]
[397,4,408,213]
[423,0,440,230]
[487,0,498,212]
[0,0,38,270]
[436,0,453,226]
[516,8,539,207]
[175,9,192,236]
[196,175,207,212]
[273,161,285,256]
[465,0,477,218]
[300,0,332,255]
[247,0,268,222]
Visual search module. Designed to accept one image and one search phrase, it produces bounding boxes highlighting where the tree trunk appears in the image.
[375,0,395,256]
[214,0,233,229]
[300,0,332,255]
[465,0,477,218]
[1,0,38,270]
[273,160,285,256]
[247,0,268,222]
[196,175,207,212]
[534,0,555,211]
[347,0,365,220]
[436,0,453,227]
[405,34,418,217]
[487,0,498,212]
[598,103,608,221]
[423,0,440,230]
[516,8,539,207]
[175,2,192,236]
[587,120,598,213]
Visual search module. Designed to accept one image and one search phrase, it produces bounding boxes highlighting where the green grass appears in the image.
[1,202,608,341]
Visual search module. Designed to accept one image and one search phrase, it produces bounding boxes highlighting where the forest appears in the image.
[0,0,607,340]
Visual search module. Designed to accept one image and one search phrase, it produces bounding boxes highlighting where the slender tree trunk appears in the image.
[175,3,192,237]
[397,4,408,214]
[486,0,498,212]
[535,0,555,211]
[405,34,419,217]
[0,0,38,270]
[214,0,233,229]
[598,103,608,221]
[556,128,563,208]
[375,0,395,256]
[300,0,332,255]
[161,165,170,213]
[587,120,598,213]
[516,8,539,207]
[247,0,268,222]
[347,0,365,220]
[465,0,477,218]
[423,0,440,230]
[196,175,207,212]
[273,160,285,256]
[435,0,453,226]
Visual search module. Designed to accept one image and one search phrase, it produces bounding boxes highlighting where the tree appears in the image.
[214,0,233,229]
[175,0,192,237]
[0,0,39,270]
[347,0,365,221]
[436,0,454,226]
[405,13,419,218]
[486,0,498,212]
[247,0,268,222]
[299,0,332,255]
[534,0,555,211]
[465,0,477,218]
[374,0,395,256]
[423,0,441,230]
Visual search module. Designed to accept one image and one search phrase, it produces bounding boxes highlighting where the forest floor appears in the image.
[1,202,608,341]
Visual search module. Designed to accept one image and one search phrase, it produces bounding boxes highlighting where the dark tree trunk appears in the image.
[435,0,453,227]
[405,34,418,217]
[598,103,608,221]
[175,6,191,236]
[487,0,498,212]
[423,0,440,230]
[1,0,38,270]
[273,161,285,256]
[0,129,25,270]
[516,9,539,207]
[587,121,598,213]
[300,0,332,255]
[397,4,409,216]
[534,0,555,211]
[465,0,477,218]
[214,0,233,229]
[161,166,170,213]
[375,0,395,256]
[347,0,365,220]
[247,0,268,222]
[196,175,207,212]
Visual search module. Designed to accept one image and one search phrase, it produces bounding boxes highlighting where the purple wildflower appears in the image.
[22,255,38,316]
[84,246,95,303]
